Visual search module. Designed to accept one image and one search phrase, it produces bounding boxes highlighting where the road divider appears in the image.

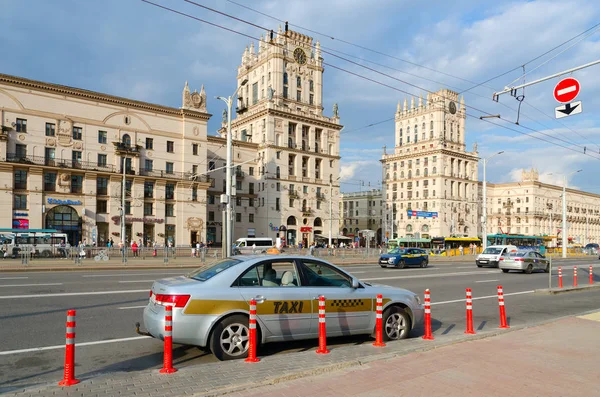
[362,270,497,282]
[464,288,475,335]
[0,289,149,299]
[0,336,151,356]
[0,283,63,288]
[316,295,330,354]
[475,279,499,283]
[422,289,434,340]
[0,277,28,280]
[58,310,79,386]
[497,286,510,329]
[590,265,594,285]
[431,290,535,306]
[82,272,182,278]
[159,305,177,374]
[373,294,386,347]
[574,267,578,288]
[245,299,260,362]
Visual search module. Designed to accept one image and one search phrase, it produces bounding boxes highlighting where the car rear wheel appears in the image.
[397,260,406,269]
[501,269,509,273]
[382,306,411,341]
[420,258,428,268]
[525,264,533,274]
[210,315,250,361]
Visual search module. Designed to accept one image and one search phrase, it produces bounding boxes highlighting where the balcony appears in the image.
[289,191,300,199]
[235,170,245,179]
[113,142,142,157]
[317,193,326,201]
[138,168,208,182]
[7,153,117,173]
[301,207,313,216]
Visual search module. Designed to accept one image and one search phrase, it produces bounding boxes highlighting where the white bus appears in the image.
[0,232,70,258]
[233,237,274,255]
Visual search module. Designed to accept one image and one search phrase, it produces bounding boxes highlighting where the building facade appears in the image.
[0,73,211,247]
[339,189,383,242]
[209,26,343,247]
[380,89,479,240]
[485,169,600,246]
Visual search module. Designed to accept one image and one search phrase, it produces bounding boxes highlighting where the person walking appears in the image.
[131,241,138,257]
[459,245,464,256]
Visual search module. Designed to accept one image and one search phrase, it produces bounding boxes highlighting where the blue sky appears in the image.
[2,0,600,193]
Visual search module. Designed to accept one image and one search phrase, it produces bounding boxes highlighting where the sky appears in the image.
[1,0,600,193]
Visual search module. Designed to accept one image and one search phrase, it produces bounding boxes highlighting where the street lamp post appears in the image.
[481,151,504,251]
[561,170,582,258]
[329,177,341,247]
[217,79,248,257]
[121,156,127,263]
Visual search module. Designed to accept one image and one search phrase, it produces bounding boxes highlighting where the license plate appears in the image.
[479,260,488,263]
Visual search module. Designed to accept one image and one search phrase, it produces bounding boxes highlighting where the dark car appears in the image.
[379,248,429,269]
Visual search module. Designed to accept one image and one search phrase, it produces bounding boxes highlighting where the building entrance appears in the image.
[45,205,82,246]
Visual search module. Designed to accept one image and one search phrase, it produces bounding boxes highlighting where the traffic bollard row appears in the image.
[159,305,177,374]
[497,286,510,329]
[573,266,578,288]
[590,265,594,285]
[58,310,80,386]
[245,299,260,363]
[465,288,476,335]
[316,295,330,354]
[422,289,434,340]
[558,266,563,288]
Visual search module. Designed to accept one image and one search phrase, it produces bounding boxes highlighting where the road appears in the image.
[0,257,599,392]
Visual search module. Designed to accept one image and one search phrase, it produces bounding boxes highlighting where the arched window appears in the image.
[406,224,413,232]
[302,199,307,211]
[401,171,404,178]
[122,134,131,145]
[296,76,301,87]
[416,169,420,176]
[276,166,280,178]
[408,170,412,178]
[432,166,437,174]
[286,216,297,225]
[393,172,397,180]
[386,173,390,180]
[430,120,434,130]
[424,168,428,176]
[283,73,288,85]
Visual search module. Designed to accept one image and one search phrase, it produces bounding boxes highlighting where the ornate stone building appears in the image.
[380,89,480,240]
[339,189,384,244]
[0,73,211,246]
[207,26,343,247]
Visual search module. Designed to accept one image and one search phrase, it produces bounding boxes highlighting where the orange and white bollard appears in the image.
[245,299,260,362]
[558,266,563,288]
[464,288,476,335]
[316,295,330,354]
[590,265,594,285]
[373,294,386,347]
[573,266,578,288]
[58,310,80,386]
[422,289,434,340]
[497,286,510,329]
[159,305,177,374]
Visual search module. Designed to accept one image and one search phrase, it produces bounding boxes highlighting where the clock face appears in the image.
[293,47,307,65]
[449,101,457,114]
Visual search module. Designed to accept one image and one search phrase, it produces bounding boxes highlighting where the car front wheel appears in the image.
[397,260,406,269]
[501,269,509,273]
[382,306,411,341]
[210,315,251,361]
[525,264,534,274]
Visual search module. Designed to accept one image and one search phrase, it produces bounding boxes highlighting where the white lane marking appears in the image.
[118,280,156,283]
[0,289,148,299]
[0,336,152,356]
[557,85,576,96]
[0,277,28,280]
[82,273,183,278]
[362,270,497,281]
[457,266,476,269]
[119,305,148,310]
[432,290,535,305]
[475,279,499,283]
[0,283,62,287]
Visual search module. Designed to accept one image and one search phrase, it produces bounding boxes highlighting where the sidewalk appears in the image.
[5,311,600,397]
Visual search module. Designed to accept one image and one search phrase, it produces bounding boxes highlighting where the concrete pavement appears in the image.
[3,305,600,396]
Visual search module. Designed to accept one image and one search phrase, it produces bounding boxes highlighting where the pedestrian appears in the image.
[191,244,196,258]
[196,242,200,257]
[309,242,315,256]
[252,243,257,254]
[132,241,138,257]
[459,245,464,255]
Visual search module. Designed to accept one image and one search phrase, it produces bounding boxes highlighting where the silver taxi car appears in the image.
[499,250,550,274]
[142,255,423,361]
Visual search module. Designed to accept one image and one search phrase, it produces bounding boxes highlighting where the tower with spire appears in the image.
[381,89,479,240]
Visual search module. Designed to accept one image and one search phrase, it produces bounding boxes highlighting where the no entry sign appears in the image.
[554,78,580,103]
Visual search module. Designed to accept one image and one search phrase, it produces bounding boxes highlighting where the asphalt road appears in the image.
[1,257,599,392]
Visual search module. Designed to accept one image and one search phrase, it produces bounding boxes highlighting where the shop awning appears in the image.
[314,234,352,240]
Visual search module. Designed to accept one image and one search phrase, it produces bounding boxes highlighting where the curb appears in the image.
[191,312,586,397]
[535,283,600,295]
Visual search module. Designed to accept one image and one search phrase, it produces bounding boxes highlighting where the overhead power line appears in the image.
[141,0,600,161]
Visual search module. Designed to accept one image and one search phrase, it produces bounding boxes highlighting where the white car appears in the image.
[476,245,518,268]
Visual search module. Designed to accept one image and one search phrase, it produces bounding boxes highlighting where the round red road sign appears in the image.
[553,78,580,103]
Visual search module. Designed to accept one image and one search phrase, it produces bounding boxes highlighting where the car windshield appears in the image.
[187,258,242,281]
[508,251,527,257]
[482,247,502,255]
[388,248,407,254]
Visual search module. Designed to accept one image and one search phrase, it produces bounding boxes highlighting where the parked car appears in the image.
[476,245,518,268]
[379,248,429,268]
[499,250,550,274]
[142,255,424,361]
[583,243,599,255]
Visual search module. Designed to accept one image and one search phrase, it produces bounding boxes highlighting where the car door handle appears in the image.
[313,296,325,300]
[254,295,266,304]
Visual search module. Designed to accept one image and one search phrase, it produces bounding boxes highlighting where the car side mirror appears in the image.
[351,278,359,289]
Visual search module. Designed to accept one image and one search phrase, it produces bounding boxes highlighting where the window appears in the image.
[97,200,108,213]
[167,141,174,153]
[208,211,215,221]
[96,154,107,167]
[16,118,27,132]
[283,86,288,99]
[309,94,314,105]
[146,138,153,150]
[249,167,254,176]
[46,123,56,136]
[44,147,55,165]
[249,198,254,207]
[144,181,154,198]
[209,161,215,171]
[236,213,242,222]
[249,214,254,223]
[276,198,280,211]
[14,194,27,209]
[301,259,352,287]
[145,159,153,171]
[144,202,153,216]
[236,180,242,190]
[283,73,288,85]
[236,197,242,206]
[125,201,132,215]
[72,151,82,165]
[252,82,258,105]
[166,204,175,217]
[235,261,299,287]
[166,183,175,200]
[289,198,294,208]
[44,172,57,192]
[249,183,254,194]
[309,80,314,91]
[192,143,199,155]
[192,165,198,175]
[297,76,301,88]
[14,170,27,190]
[297,91,301,101]
[166,162,174,174]
[97,177,108,195]
[122,134,131,145]
[208,194,215,204]
[71,175,83,194]
[98,130,107,144]
[72,126,82,140]
[192,186,198,201]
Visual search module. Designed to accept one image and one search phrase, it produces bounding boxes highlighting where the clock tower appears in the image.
[216,25,342,247]
[380,89,479,240]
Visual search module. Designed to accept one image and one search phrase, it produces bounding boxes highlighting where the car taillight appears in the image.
[515,258,524,262]
[153,294,191,308]
[499,257,504,261]
[149,290,153,298]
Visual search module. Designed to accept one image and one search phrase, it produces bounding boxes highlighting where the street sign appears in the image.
[553,78,580,103]
[555,101,582,119]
